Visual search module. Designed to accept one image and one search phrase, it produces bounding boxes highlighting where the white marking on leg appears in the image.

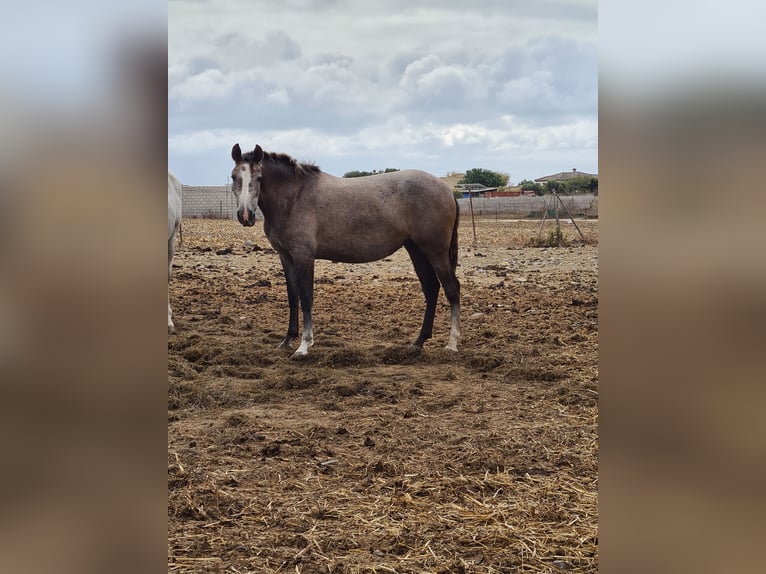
[291,316,314,358]
[445,304,461,351]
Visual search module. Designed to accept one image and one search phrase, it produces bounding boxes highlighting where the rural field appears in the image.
[168,217,598,573]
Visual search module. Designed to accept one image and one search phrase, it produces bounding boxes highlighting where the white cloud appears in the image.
[169,0,597,183]
[170,115,596,159]
[170,68,240,100]
[265,88,290,106]
[501,71,553,105]
[400,55,487,102]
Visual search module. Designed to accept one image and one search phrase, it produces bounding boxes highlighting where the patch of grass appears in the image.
[529,227,569,247]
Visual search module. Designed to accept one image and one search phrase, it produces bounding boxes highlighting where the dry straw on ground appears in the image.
[169,218,598,573]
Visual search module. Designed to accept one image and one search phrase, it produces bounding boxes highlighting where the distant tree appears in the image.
[559,176,596,195]
[520,177,597,195]
[545,180,562,194]
[519,179,544,194]
[459,168,509,188]
[343,168,400,178]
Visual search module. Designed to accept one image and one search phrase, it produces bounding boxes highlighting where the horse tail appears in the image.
[449,197,459,272]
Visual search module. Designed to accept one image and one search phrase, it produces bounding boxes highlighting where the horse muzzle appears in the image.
[237,208,256,227]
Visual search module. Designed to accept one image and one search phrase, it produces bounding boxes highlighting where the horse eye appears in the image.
[256,176,262,182]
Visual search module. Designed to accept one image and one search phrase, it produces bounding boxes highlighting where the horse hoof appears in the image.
[168,325,175,334]
[290,350,308,360]
[445,344,458,352]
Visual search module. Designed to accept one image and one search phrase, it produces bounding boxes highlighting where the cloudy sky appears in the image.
[169,0,597,185]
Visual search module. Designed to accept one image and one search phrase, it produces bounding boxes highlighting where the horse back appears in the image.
[303,170,456,262]
[326,169,453,214]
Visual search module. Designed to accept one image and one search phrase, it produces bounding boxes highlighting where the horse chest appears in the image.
[263,221,305,256]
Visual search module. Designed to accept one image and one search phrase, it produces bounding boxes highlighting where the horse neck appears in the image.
[257,162,301,221]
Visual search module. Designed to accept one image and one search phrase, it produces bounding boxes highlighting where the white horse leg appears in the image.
[291,313,314,358]
[290,260,315,358]
[168,171,182,335]
[446,302,461,352]
[168,236,175,334]
[430,258,461,352]
[168,299,175,334]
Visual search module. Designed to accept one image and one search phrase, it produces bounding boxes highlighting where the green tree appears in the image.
[545,180,562,194]
[519,179,544,194]
[558,176,597,195]
[459,168,509,188]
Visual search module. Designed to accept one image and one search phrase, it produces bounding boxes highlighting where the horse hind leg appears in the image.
[405,241,440,347]
[290,258,315,359]
[430,257,461,352]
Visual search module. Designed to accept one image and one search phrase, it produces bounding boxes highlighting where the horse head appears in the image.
[231,143,264,227]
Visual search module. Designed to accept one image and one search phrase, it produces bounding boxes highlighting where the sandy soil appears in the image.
[168,217,598,573]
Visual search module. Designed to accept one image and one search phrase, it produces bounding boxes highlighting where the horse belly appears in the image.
[319,204,415,261]
[316,239,402,264]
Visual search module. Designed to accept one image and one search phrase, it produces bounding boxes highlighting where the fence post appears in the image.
[468,193,477,245]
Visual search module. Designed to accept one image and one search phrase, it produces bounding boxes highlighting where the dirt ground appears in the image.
[168,217,598,573]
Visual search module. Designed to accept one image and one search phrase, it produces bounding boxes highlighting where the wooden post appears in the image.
[468,192,477,246]
[556,194,586,242]
[536,197,549,241]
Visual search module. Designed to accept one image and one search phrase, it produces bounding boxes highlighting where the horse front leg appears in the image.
[278,255,300,349]
[291,258,315,359]
[168,234,176,334]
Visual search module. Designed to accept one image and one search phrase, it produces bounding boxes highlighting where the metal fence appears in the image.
[457,194,597,218]
[180,185,597,220]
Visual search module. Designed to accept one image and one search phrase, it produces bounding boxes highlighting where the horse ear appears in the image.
[253,144,264,163]
[231,143,242,163]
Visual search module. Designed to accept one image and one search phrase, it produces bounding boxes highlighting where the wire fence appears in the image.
[457,194,598,219]
[180,185,598,220]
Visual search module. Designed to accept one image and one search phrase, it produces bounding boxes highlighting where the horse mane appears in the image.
[242,149,320,176]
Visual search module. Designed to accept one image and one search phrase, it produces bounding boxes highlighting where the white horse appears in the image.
[168,171,182,333]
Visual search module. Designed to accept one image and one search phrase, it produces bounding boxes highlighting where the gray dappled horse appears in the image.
[230,143,461,358]
[168,171,182,333]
